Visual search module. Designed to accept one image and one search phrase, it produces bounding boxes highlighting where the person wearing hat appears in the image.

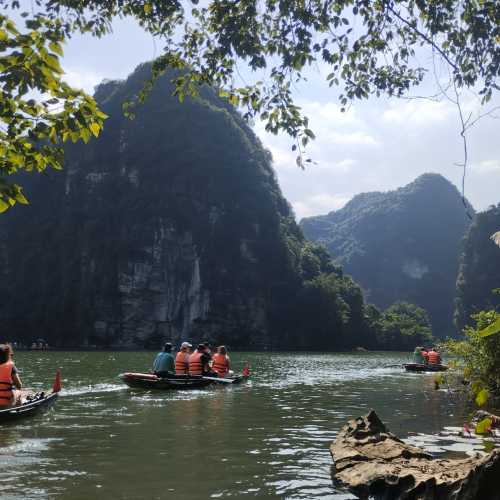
[175,342,191,375]
[152,342,175,378]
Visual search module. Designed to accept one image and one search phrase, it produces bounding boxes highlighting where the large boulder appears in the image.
[330,410,500,499]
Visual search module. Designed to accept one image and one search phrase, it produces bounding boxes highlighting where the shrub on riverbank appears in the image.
[444,309,500,404]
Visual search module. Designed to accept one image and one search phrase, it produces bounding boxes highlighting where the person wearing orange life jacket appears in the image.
[189,344,217,377]
[427,348,441,365]
[212,346,231,378]
[0,344,22,407]
[175,342,191,375]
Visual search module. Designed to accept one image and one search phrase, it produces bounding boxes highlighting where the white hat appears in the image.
[181,341,191,348]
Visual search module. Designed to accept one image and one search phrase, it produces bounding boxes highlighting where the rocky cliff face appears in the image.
[455,204,500,330]
[0,64,304,348]
[301,174,473,337]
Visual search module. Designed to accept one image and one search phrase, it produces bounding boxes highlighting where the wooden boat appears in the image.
[0,370,61,424]
[403,363,448,373]
[120,372,246,390]
[0,391,59,423]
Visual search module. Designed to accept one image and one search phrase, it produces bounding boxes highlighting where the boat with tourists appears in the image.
[0,371,61,423]
[120,372,247,390]
[403,363,449,373]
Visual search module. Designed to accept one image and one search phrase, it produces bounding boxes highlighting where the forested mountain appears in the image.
[0,63,380,350]
[301,174,473,337]
[455,204,500,330]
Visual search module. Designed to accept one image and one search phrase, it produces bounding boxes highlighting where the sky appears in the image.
[31,15,500,220]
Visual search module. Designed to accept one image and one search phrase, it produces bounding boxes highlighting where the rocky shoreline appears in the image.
[330,410,500,499]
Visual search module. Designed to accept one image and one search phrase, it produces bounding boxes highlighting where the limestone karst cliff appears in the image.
[0,63,376,349]
[301,174,473,337]
[455,203,500,330]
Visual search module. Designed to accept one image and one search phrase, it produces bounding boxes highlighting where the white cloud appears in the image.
[62,67,104,93]
[472,160,500,174]
[382,100,452,126]
[299,100,360,126]
[293,193,352,219]
[328,131,380,146]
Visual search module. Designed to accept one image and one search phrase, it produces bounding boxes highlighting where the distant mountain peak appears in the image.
[300,173,474,338]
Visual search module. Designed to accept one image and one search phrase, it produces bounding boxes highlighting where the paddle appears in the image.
[201,376,236,384]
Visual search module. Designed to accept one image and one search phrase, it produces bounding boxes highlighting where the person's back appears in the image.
[188,347,204,376]
[212,346,230,378]
[427,349,440,365]
[0,344,22,407]
[175,343,190,375]
[153,343,175,377]
[412,347,425,364]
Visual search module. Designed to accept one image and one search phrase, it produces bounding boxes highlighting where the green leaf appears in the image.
[14,190,28,205]
[478,316,500,337]
[0,199,9,213]
[89,123,101,137]
[475,417,492,434]
[49,41,63,56]
[475,388,489,407]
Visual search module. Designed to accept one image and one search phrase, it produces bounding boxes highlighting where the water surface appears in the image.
[0,351,491,499]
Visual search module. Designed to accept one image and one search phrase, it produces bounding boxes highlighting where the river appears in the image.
[0,351,491,499]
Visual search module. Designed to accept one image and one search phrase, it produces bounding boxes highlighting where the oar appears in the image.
[201,376,236,384]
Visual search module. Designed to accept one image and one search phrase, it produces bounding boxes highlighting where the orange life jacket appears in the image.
[0,361,14,406]
[175,351,189,375]
[427,350,440,364]
[212,353,229,377]
[188,351,203,376]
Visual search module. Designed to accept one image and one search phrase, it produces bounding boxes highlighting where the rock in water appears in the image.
[330,410,500,499]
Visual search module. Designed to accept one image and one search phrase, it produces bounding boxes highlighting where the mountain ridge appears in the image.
[301,173,474,337]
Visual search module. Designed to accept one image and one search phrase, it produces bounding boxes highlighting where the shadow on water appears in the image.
[0,351,497,499]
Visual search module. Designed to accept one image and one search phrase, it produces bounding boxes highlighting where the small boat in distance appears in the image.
[120,372,246,390]
[403,363,448,373]
[0,371,61,423]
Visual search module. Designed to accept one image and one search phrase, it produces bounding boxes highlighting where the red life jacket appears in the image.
[0,361,14,406]
[175,352,189,375]
[188,351,203,376]
[427,350,440,364]
[212,353,229,377]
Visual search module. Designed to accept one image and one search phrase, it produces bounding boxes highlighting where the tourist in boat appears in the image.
[212,346,231,378]
[152,342,175,377]
[421,348,429,364]
[412,346,427,364]
[427,347,441,365]
[0,344,22,407]
[175,342,191,375]
[203,341,212,358]
[189,344,217,377]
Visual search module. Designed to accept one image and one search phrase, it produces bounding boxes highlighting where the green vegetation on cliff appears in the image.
[375,302,433,351]
[0,63,383,350]
[301,174,473,338]
[455,204,500,331]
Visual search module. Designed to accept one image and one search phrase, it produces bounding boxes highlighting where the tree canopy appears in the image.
[1,0,500,210]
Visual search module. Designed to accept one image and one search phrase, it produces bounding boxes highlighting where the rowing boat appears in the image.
[120,372,246,390]
[0,391,59,423]
[403,363,448,373]
[0,370,61,424]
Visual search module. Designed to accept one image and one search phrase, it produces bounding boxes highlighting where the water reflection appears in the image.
[0,351,498,499]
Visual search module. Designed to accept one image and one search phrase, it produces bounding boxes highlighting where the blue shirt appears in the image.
[152,352,175,373]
